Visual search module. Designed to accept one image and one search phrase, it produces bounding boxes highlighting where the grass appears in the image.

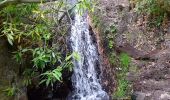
[113,53,131,99]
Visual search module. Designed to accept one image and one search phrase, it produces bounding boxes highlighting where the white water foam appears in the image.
[70,12,109,100]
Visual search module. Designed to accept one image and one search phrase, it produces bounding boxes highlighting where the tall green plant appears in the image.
[135,0,170,26]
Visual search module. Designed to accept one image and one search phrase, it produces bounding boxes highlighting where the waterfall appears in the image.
[69,10,109,100]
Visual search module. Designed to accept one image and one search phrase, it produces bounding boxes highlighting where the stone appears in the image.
[132,92,147,100]
[0,38,28,100]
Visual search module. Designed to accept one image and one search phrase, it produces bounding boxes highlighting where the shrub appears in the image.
[134,0,170,26]
[0,1,95,94]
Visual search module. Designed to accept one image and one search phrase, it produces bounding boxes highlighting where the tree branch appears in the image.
[0,0,15,8]
[0,0,56,9]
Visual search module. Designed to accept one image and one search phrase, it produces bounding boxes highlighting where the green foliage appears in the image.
[22,69,35,86]
[135,0,170,15]
[3,86,19,96]
[0,4,39,41]
[39,52,78,87]
[149,14,165,27]
[72,52,81,61]
[108,52,117,65]
[76,0,95,14]
[13,48,29,63]
[0,3,72,89]
[114,79,129,98]
[91,15,100,28]
[113,53,131,99]
[120,53,131,71]
[1,22,16,45]
[40,67,63,87]
[135,0,170,26]
[105,24,117,49]
[0,0,96,94]
[32,47,61,70]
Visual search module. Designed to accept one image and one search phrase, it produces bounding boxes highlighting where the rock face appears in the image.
[93,0,170,99]
[88,16,116,97]
[0,38,28,100]
[89,0,130,97]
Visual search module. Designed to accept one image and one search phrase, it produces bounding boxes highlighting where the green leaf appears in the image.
[72,52,80,61]
[46,78,51,86]
[52,72,61,81]
[39,79,46,85]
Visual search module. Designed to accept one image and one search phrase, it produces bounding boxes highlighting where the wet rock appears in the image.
[132,92,147,100]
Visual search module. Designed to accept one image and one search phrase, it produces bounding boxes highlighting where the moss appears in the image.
[113,53,132,99]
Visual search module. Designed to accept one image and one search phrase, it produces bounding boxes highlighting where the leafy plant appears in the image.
[114,79,129,98]
[0,0,95,94]
[13,48,30,64]
[3,86,19,96]
[22,68,36,86]
[32,47,61,70]
[119,53,131,71]
[105,24,117,49]
[108,52,117,65]
[76,0,95,14]
[134,0,170,26]
[113,53,131,99]
[40,67,63,87]
[92,15,100,28]
[39,52,78,87]
[1,22,16,45]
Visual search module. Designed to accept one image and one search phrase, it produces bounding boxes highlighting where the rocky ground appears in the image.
[97,0,170,99]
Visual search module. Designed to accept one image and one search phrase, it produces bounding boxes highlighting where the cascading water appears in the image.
[69,8,109,100]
